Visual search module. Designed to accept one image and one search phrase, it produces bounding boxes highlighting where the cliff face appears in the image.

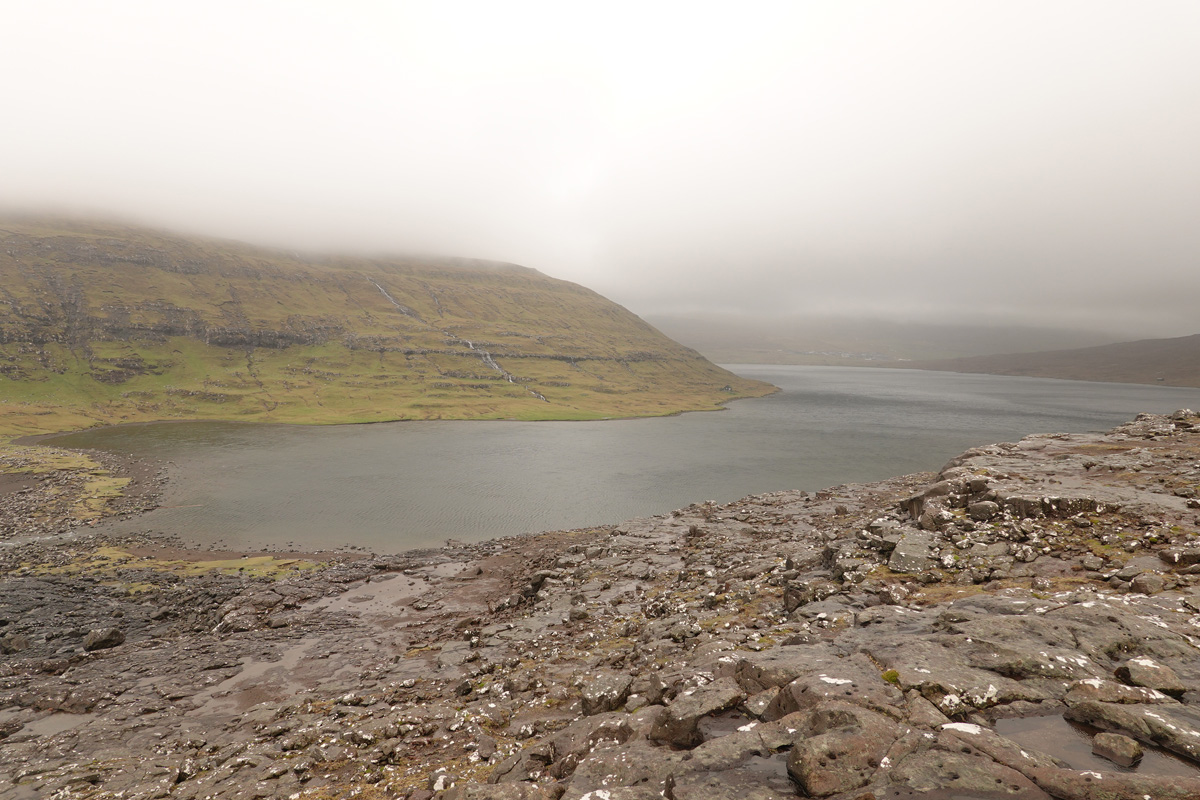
[0,218,772,433]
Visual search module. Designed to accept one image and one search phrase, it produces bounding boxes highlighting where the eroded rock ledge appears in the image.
[3,410,1200,799]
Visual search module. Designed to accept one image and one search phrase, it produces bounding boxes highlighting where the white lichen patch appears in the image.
[819,675,853,685]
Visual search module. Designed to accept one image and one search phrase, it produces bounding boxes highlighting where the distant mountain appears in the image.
[646,313,1121,366]
[899,334,1200,388]
[0,218,772,435]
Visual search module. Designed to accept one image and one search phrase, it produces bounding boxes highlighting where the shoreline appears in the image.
[3,410,1200,798]
[14,382,779,445]
[5,386,780,554]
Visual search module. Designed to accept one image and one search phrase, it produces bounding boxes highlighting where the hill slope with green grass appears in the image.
[0,217,773,436]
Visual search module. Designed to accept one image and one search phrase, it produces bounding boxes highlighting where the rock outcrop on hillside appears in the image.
[3,411,1200,798]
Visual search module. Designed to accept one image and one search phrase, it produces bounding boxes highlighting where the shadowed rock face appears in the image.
[3,410,1200,798]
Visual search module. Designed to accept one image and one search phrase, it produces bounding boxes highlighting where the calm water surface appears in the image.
[49,366,1200,552]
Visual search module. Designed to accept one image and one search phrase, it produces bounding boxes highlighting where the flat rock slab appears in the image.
[1026,766,1200,800]
[887,749,1052,799]
[888,532,936,574]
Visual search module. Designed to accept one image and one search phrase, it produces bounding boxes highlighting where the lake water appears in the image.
[49,366,1200,552]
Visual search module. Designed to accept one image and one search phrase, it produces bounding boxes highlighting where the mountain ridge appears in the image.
[0,217,773,435]
[898,333,1200,388]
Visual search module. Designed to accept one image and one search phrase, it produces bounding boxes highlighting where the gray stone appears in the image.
[938,723,1066,772]
[1004,496,1046,519]
[1027,766,1200,800]
[1114,556,1163,580]
[649,678,744,748]
[785,703,899,797]
[1129,571,1166,595]
[889,750,1050,798]
[904,690,949,728]
[1092,731,1142,767]
[581,672,632,716]
[1066,700,1200,761]
[1115,656,1187,698]
[888,532,936,574]
[0,633,30,654]
[561,740,684,796]
[669,766,795,800]
[968,501,1000,521]
[442,784,558,799]
[968,542,1011,559]
[1161,547,1200,567]
[83,627,125,651]
[1063,678,1176,706]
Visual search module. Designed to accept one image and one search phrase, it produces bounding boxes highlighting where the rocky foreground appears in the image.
[4,411,1200,799]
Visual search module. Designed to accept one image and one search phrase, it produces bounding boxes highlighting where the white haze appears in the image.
[3,1,1198,338]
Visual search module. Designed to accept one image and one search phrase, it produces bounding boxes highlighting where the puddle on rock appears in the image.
[995,713,1200,778]
[188,640,315,717]
[697,709,757,740]
[739,752,794,794]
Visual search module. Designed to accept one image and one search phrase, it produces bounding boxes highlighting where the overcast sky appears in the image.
[4,2,1198,337]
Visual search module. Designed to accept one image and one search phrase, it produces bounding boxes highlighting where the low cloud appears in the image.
[3,1,1198,337]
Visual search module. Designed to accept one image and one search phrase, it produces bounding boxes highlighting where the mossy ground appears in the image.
[0,443,131,523]
[0,338,771,437]
[27,544,320,585]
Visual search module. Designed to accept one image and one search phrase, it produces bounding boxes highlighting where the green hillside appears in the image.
[0,217,773,437]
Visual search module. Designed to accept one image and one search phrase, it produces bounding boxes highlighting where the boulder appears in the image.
[1003,496,1045,519]
[1129,571,1166,595]
[649,678,745,748]
[1114,556,1163,580]
[581,672,633,716]
[0,633,30,654]
[938,723,1065,772]
[83,627,125,651]
[888,532,936,575]
[1159,547,1200,567]
[1114,657,1186,698]
[561,739,684,796]
[1092,731,1142,767]
[968,501,1000,521]
[785,703,899,797]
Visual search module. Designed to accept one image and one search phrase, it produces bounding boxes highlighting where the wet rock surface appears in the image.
[3,410,1200,798]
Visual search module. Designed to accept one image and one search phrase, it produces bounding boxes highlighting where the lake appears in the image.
[48,366,1200,552]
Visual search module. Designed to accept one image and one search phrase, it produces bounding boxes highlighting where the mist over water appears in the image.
[50,366,1200,552]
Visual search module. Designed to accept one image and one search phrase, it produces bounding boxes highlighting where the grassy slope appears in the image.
[0,218,774,438]
[897,334,1200,388]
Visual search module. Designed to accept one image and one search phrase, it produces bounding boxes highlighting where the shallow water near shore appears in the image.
[48,366,1200,551]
